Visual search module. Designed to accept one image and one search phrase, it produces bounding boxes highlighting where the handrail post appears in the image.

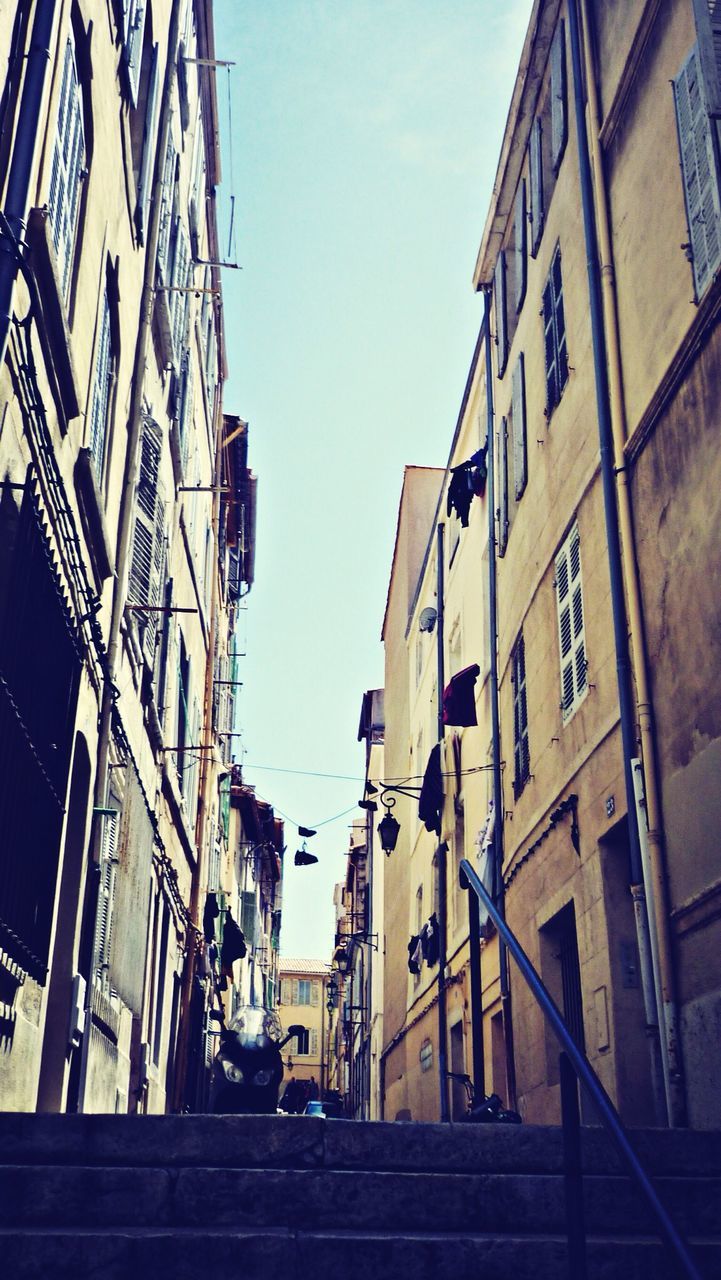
[560,1050,587,1280]
[468,885,485,1102]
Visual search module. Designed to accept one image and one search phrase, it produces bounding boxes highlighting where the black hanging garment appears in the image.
[422,913,440,967]
[418,743,443,836]
[407,934,422,975]
[220,908,247,976]
[203,891,220,942]
[442,662,481,727]
[298,826,317,838]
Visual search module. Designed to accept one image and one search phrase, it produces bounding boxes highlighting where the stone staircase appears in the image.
[0,1112,719,1279]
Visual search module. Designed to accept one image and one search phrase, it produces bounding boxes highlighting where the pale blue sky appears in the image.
[214,0,530,957]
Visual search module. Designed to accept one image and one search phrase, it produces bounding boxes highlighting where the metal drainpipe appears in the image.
[78,0,183,1113]
[0,0,56,369]
[482,293,517,1109]
[575,0,684,1127]
[435,522,450,1123]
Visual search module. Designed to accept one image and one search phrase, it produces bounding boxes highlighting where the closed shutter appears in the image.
[128,417,165,663]
[95,809,119,989]
[555,524,587,720]
[49,37,85,301]
[530,117,544,257]
[512,634,530,797]
[89,288,112,480]
[511,354,527,500]
[674,45,721,298]
[543,277,557,413]
[498,417,509,557]
[494,251,508,377]
[550,20,568,174]
[156,135,177,278]
[186,696,200,825]
[240,889,256,945]
[310,1028,319,1057]
[135,43,160,244]
[124,0,147,108]
[310,980,320,1007]
[692,0,721,117]
[280,978,290,1005]
[170,222,190,362]
[514,179,527,313]
[178,351,194,473]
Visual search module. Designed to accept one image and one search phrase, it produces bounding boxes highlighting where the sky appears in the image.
[213,0,531,958]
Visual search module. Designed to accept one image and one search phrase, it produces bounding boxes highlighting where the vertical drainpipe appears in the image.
[436,522,450,1123]
[0,0,57,368]
[575,0,684,1127]
[482,291,517,1109]
[566,0,685,1126]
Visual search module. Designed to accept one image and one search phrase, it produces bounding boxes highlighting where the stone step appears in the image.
[0,1163,719,1238]
[2,1112,720,1176]
[0,1227,718,1280]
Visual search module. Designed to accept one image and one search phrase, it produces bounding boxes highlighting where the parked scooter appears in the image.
[210,1004,305,1114]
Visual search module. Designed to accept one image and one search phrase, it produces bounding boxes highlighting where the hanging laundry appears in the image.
[203,891,220,942]
[421,913,440,967]
[446,447,488,527]
[407,934,422,975]
[220,907,247,975]
[298,826,317,838]
[475,800,496,932]
[443,663,481,727]
[418,743,443,836]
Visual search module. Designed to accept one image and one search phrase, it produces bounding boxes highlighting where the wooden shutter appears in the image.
[514,179,527,313]
[310,980,320,1007]
[674,45,721,298]
[280,978,289,1005]
[49,37,85,301]
[513,634,530,796]
[156,134,177,278]
[129,417,164,663]
[178,351,194,473]
[542,275,557,414]
[498,418,509,557]
[240,889,256,944]
[550,20,568,174]
[89,288,111,478]
[511,354,527,500]
[692,0,721,117]
[292,978,299,1004]
[170,222,191,362]
[124,0,147,108]
[95,810,119,988]
[311,1028,319,1057]
[556,524,587,720]
[530,117,544,257]
[136,43,160,244]
[494,251,508,377]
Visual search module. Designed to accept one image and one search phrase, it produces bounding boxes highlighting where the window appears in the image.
[419,1039,433,1072]
[550,20,568,174]
[511,353,527,500]
[529,117,544,257]
[514,178,527,313]
[298,979,312,1005]
[48,35,86,301]
[555,523,588,721]
[94,809,119,991]
[128,415,166,664]
[542,246,568,416]
[415,634,424,687]
[88,286,113,481]
[122,0,147,108]
[512,633,530,798]
[674,40,721,299]
[494,250,508,377]
[497,417,509,557]
[290,1027,310,1055]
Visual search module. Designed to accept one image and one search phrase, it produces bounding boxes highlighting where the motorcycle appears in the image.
[210,1004,305,1114]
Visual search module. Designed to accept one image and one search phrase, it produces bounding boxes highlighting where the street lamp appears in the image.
[378,798,400,856]
[326,973,338,1012]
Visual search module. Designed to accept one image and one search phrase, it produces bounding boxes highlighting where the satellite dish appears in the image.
[419,606,437,633]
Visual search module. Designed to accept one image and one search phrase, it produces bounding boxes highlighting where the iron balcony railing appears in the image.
[459,857,702,1280]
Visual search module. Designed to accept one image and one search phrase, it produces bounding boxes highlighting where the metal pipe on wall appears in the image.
[574,0,684,1126]
[435,522,450,1123]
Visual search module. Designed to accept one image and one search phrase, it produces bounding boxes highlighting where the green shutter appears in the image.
[674,45,721,298]
[498,418,509,557]
[494,251,508,377]
[511,355,527,501]
[514,179,527,313]
[530,117,544,257]
[240,889,256,945]
[550,20,568,173]
[692,0,721,117]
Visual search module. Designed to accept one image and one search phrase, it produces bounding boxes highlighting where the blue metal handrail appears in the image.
[459,858,702,1280]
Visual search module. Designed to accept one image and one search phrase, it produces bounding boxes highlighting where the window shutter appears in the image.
[240,889,256,945]
[556,524,587,720]
[514,179,527,313]
[124,0,147,108]
[550,20,568,173]
[49,38,86,302]
[310,980,319,1007]
[170,222,191,363]
[511,354,527,500]
[292,978,299,1004]
[89,288,112,479]
[136,43,160,244]
[692,0,721,117]
[311,1028,319,1057]
[498,417,509,557]
[129,417,164,663]
[156,135,177,279]
[178,351,194,474]
[530,117,544,257]
[542,277,557,414]
[95,810,119,988]
[513,634,530,797]
[674,46,721,298]
[494,251,508,377]
[280,978,289,1005]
